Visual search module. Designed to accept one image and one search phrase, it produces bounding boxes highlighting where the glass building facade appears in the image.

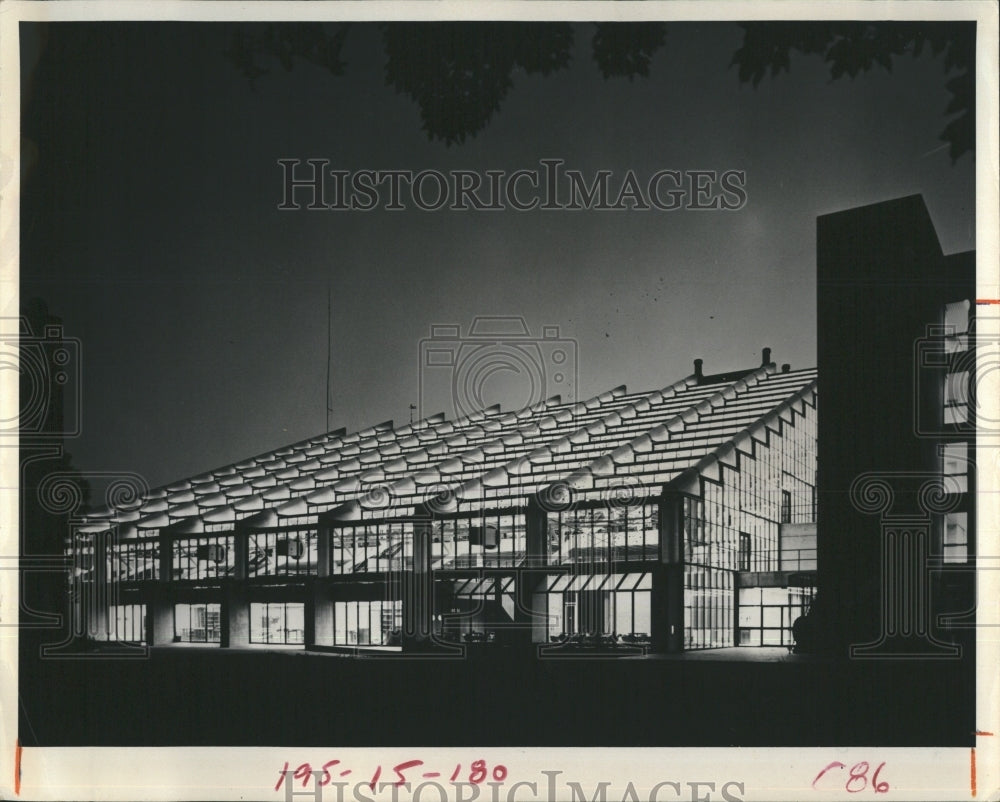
[69,356,817,655]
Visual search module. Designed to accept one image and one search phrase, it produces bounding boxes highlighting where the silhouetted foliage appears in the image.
[19,299,91,626]
[226,23,351,82]
[380,23,574,145]
[226,22,667,145]
[730,22,975,162]
[592,22,667,80]
[226,21,974,159]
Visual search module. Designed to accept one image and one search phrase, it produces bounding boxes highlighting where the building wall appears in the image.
[816,194,976,658]
[681,390,817,648]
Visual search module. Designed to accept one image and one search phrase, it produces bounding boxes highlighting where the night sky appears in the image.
[18,20,976,491]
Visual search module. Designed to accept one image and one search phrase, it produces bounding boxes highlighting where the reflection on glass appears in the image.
[943,371,970,425]
[108,603,146,643]
[534,573,650,644]
[547,504,660,565]
[249,531,318,577]
[111,540,159,582]
[174,602,221,643]
[943,511,968,564]
[736,586,813,647]
[942,443,968,493]
[174,536,234,581]
[431,514,527,569]
[943,300,970,353]
[332,523,413,574]
[334,600,402,646]
[249,602,305,645]
[684,566,733,649]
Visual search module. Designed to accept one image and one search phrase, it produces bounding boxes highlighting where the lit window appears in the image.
[109,603,146,644]
[250,602,304,645]
[334,600,402,646]
[943,371,970,424]
[174,603,221,643]
[943,300,970,353]
[533,573,650,642]
[174,536,233,580]
[942,443,968,493]
[111,540,159,582]
[248,531,317,577]
[943,512,968,564]
[738,533,751,571]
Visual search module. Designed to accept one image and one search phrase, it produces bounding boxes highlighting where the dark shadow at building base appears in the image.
[19,629,974,748]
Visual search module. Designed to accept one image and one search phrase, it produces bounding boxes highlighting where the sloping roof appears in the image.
[80,363,817,537]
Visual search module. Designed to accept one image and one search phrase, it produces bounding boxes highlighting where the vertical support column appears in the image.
[649,564,683,653]
[650,565,668,652]
[84,529,111,641]
[223,526,250,647]
[520,498,550,647]
[145,528,174,645]
[657,492,685,653]
[147,585,175,645]
[304,576,317,648]
[402,513,434,651]
[307,525,334,649]
[526,581,549,645]
[233,526,248,580]
[525,498,548,568]
[659,491,683,565]
[222,581,250,648]
[511,572,545,647]
[316,524,330,578]
[158,529,173,583]
[306,580,335,648]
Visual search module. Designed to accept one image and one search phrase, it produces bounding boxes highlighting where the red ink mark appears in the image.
[469,759,488,784]
[975,299,1000,305]
[14,739,21,796]
[812,761,846,789]
[976,731,994,736]
[275,761,289,792]
[294,763,313,788]
[813,760,888,793]
[392,760,423,786]
[872,762,889,794]
[972,747,976,797]
[320,760,340,787]
[846,761,870,793]
[274,757,509,794]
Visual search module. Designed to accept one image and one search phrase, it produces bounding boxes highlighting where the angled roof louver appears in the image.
[80,359,816,540]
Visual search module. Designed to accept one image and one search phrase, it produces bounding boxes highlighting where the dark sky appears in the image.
[19,21,976,490]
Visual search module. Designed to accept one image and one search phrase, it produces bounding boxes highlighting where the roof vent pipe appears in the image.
[781,363,791,373]
[761,347,772,366]
[693,358,704,380]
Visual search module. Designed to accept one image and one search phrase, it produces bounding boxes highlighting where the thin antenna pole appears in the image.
[326,283,331,432]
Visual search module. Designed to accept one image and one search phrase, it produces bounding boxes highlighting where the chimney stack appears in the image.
[761,347,772,366]
[781,363,791,373]
[693,358,704,381]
